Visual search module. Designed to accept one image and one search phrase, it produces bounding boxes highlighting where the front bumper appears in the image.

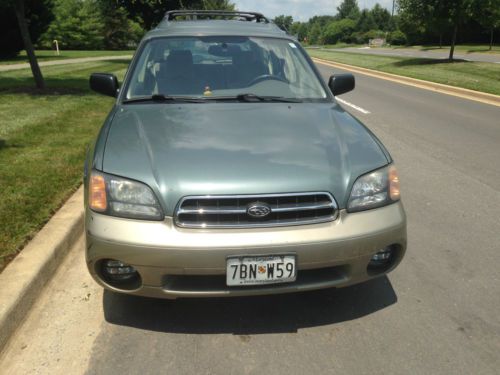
[85,201,407,299]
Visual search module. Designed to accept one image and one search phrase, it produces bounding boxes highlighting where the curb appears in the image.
[0,186,84,353]
[312,57,500,107]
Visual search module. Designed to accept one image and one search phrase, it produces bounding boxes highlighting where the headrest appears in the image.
[232,50,253,65]
[167,50,193,65]
[208,45,226,56]
[208,44,242,57]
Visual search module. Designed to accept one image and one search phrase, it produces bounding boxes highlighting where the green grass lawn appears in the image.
[308,49,500,95]
[0,59,129,271]
[0,50,134,65]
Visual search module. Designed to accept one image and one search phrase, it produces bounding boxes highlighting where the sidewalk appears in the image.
[0,55,132,72]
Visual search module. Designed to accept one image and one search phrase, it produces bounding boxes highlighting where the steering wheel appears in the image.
[248,74,288,86]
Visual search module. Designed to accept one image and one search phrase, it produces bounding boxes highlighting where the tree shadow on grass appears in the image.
[419,46,447,51]
[102,58,132,65]
[0,139,24,151]
[467,48,494,53]
[393,57,469,67]
[0,59,129,96]
[103,276,397,335]
[0,76,92,96]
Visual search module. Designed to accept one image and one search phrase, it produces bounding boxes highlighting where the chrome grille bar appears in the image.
[174,192,338,228]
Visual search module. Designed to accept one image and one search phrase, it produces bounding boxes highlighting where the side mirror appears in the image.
[328,74,355,96]
[90,73,119,97]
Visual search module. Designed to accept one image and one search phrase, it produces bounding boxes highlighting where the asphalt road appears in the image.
[1,63,499,375]
[327,46,500,63]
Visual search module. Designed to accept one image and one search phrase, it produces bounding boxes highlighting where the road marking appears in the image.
[336,98,371,114]
[313,57,500,107]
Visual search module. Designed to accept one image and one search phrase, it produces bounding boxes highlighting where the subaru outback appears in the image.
[84,10,407,299]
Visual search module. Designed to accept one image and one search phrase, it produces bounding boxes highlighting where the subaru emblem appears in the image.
[247,203,271,218]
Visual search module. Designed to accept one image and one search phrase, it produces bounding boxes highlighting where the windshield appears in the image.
[125,36,327,101]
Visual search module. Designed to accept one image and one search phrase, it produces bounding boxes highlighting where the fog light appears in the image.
[369,247,393,267]
[102,259,137,281]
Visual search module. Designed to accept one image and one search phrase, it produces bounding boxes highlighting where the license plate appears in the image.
[226,255,297,286]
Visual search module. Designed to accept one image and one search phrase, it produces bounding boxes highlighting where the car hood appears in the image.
[102,102,389,215]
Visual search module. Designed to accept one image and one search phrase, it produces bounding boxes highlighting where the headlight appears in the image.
[89,171,163,220]
[347,165,400,212]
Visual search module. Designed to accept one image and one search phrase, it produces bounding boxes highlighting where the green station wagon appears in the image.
[84,10,407,299]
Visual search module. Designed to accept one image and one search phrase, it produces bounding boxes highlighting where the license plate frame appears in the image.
[226,254,297,286]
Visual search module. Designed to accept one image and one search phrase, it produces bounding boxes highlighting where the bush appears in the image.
[323,19,356,44]
[388,30,407,45]
[363,29,386,40]
[350,31,367,44]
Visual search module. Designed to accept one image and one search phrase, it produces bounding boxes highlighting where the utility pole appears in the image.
[392,0,395,16]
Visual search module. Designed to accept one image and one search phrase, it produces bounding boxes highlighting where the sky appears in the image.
[232,0,394,22]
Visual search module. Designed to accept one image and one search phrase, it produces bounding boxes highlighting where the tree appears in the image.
[397,2,426,44]
[397,0,474,60]
[473,0,500,50]
[0,0,53,58]
[0,0,51,89]
[117,0,231,30]
[308,22,322,44]
[274,15,293,31]
[41,0,105,50]
[436,0,474,60]
[356,9,377,33]
[290,22,308,41]
[202,0,234,10]
[298,23,309,41]
[370,3,391,31]
[336,0,360,21]
[97,0,144,49]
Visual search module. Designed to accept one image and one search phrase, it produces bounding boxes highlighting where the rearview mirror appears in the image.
[328,74,355,96]
[90,73,119,97]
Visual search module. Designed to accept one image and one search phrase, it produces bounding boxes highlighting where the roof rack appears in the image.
[164,10,270,23]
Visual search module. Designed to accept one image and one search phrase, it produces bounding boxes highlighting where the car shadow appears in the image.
[103,276,397,335]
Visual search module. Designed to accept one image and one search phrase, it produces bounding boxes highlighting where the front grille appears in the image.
[175,192,338,228]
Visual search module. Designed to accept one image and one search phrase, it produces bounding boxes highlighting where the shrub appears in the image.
[388,30,407,45]
[323,19,356,44]
[363,29,386,40]
[351,31,367,44]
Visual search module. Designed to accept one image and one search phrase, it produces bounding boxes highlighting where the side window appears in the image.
[127,44,152,96]
[278,45,298,85]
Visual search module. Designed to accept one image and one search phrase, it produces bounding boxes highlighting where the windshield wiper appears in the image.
[207,93,302,103]
[123,94,205,104]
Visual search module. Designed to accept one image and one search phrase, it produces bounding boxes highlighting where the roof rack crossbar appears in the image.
[164,10,270,23]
